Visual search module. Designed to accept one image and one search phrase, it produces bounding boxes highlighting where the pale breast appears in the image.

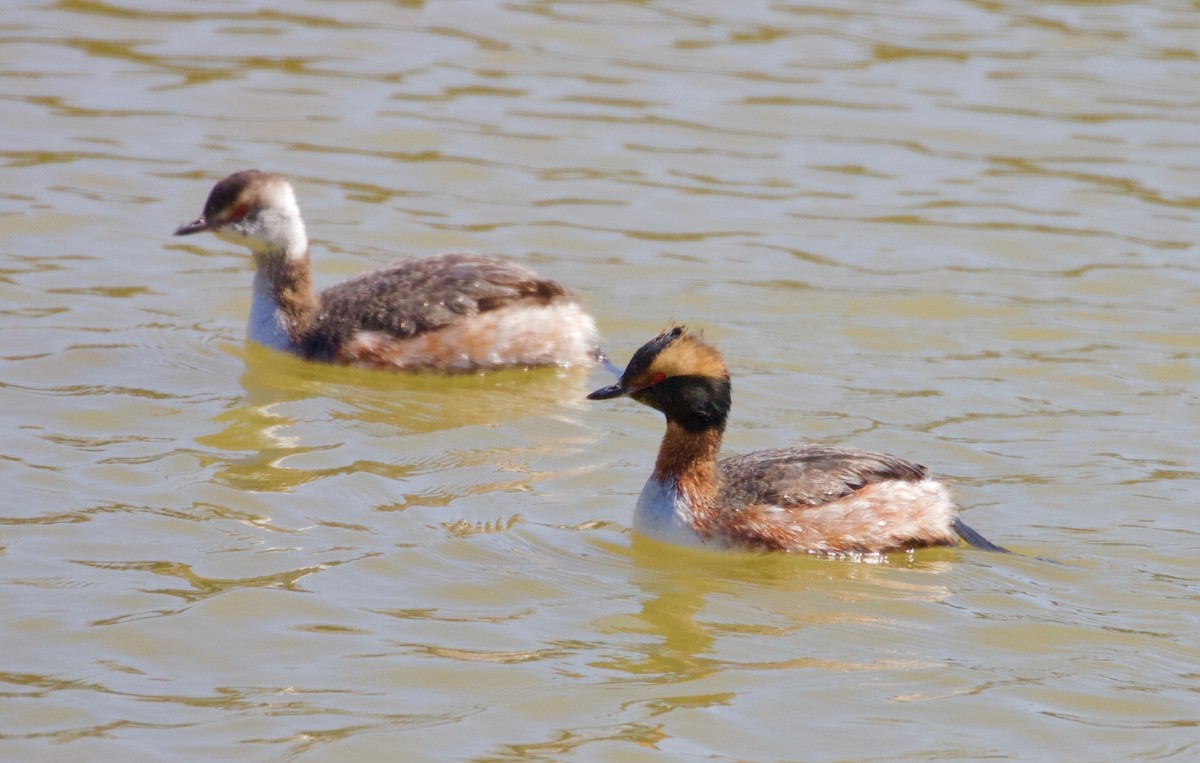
[247,271,294,352]
[633,476,713,548]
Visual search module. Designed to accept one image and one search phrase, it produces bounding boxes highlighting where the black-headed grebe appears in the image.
[588,327,1003,555]
[174,170,600,371]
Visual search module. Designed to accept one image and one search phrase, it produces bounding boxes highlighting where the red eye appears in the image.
[230,203,250,221]
[650,371,666,384]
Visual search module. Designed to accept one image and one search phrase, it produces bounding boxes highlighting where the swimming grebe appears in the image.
[588,327,1004,555]
[174,170,600,371]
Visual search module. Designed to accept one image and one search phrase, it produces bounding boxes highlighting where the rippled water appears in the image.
[3,1,1199,760]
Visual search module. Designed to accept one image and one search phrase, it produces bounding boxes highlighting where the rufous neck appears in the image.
[252,248,318,343]
[653,421,723,496]
[650,420,724,537]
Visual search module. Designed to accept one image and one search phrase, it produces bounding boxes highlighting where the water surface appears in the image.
[2,1,1199,760]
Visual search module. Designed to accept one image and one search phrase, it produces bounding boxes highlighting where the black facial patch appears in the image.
[634,373,731,432]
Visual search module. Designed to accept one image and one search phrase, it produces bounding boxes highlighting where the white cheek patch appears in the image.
[211,189,307,256]
[213,224,252,248]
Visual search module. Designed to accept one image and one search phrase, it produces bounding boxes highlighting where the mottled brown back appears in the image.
[717,444,929,510]
[299,252,576,361]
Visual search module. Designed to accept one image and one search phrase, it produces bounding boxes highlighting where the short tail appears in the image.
[953,516,1010,553]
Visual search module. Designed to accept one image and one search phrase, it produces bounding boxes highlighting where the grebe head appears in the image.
[588,326,731,432]
[174,170,307,256]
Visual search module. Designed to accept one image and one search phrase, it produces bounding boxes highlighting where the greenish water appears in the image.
[1,1,1198,760]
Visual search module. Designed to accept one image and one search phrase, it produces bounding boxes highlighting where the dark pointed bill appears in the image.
[587,381,629,400]
[173,217,209,236]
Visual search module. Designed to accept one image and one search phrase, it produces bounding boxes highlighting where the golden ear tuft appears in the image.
[651,329,727,380]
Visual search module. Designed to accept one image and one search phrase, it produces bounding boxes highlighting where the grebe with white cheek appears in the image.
[174,170,601,372]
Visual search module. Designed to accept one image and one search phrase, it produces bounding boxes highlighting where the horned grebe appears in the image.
[588,327,1005,555]
[174,170,600,371]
